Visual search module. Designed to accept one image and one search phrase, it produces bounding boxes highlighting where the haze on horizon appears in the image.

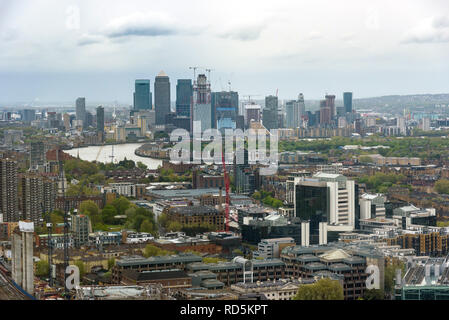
[1,0,449,105]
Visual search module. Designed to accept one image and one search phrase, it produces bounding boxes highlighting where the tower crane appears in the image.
[189,66,200,79]
[205,68,213,80]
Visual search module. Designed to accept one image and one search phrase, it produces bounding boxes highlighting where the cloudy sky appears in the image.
[1,0,449,105]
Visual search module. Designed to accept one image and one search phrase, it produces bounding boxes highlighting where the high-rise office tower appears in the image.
[285,94,305,129]
[0,159,19,222]
[325,94,336,118]
[154,71,171,125]
[286,100,299,128]
[75,97,86,126]
[134,79,152,110]
[298,93,305,124]
[22,109,36,123]
[30,141,45,169]
[63,113,71,131]
[397,116,406,135]
[176,79,193,117]
[293,172,356,244]
[96,106,105,142]
[262,95,278,131]
[96,106,104,133]
[234,149,257,194]
[319,100,331,125]
[191,74,212,132]
[212,91,239,130]
[343,92,353,114]
[85,112,93,128]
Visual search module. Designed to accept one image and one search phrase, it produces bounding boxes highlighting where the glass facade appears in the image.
[241,224,301,244]
[134,79,151,110]
[211,91,239,130]
[96,106,104,133]
[263,95,278,130]
[295,184,329,244]
[176,79,193,117]
[343,92,353,114]
[154,73,171,125]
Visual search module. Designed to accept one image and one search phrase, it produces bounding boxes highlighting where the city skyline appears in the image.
[1,0,449,104]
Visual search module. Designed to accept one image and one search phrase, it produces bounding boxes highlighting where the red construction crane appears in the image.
[221,150,230,232]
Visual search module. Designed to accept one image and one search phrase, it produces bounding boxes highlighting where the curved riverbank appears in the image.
[134,143,170,160]
[65,143,163,170]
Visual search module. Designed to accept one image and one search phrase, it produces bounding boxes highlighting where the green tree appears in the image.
[293,278,344,300]
[107,258,115,270]
[101,204,118,225]
[167,221,182,232]
[137,161,148,170]
[363,289,384,300]
[74,260,86,279]
[384,259,406,294]
[359,155,373,164]
[435,179,449,194]
[143,244,161,257]
[143,244,174,258]
[79,200,101,225]
[158,213,169,228]
[202,257,226,264]
[36,260,49,277]
[111,196,132,215]
[140,220,154,233]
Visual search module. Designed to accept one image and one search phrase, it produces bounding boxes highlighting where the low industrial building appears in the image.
[120,269,192,289]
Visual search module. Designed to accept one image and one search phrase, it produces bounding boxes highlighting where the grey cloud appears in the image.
[101,12,179,39]
[403,32,449,43]
[432,15,449,28]
[1,29,18,42]
[218,24,266,41]
[105,25,176,38]
[77,34,104,46]
[403,16,449,44]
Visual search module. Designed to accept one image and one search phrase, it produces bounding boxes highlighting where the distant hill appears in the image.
[353,93,449,112]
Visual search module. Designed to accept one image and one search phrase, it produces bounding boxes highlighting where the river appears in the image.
[65,143,163,170]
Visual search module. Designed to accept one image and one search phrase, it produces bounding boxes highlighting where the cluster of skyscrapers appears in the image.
[127,69,355,137]
[130,71,240,133]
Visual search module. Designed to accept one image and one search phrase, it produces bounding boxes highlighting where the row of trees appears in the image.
[435,179,449,194]
[78,196,157,235]
[252,190,283,208]
[358,172,407,193]
[280,135,449,161]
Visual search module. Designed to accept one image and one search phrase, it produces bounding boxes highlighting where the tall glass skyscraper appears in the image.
[154,71,171,125]
[343,92,353,114]
[285,93,305,129]
[22,109,36,123]
[262,95,278,130]
[212,91,239,130]
[176,79,193,117]
[134,79,152,110]
[96,105,104,133]
[75,97,86,125]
